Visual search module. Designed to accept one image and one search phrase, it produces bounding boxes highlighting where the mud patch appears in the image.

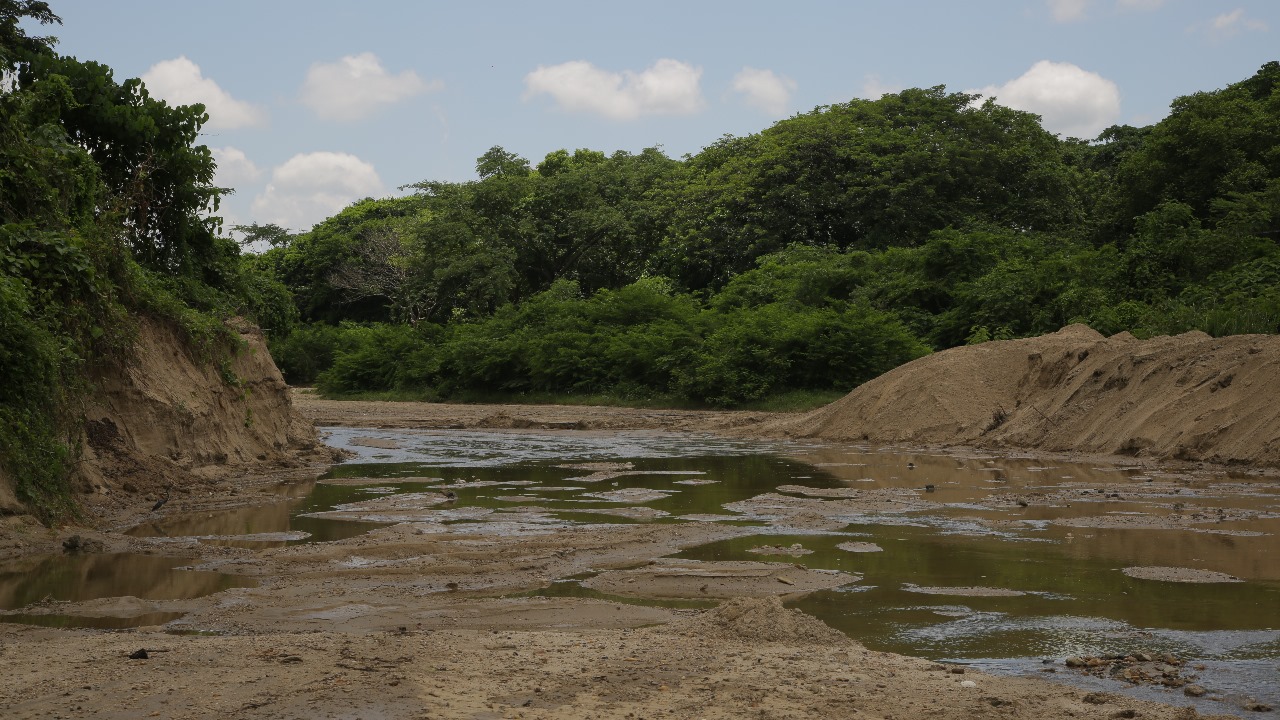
[747,543,814,557]
[837,541,884,553]
[1121,566,1243,583]
[902,583,1026,597]
[582,558,857,599]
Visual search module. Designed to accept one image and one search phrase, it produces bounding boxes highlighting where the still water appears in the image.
[5,425,1278,711]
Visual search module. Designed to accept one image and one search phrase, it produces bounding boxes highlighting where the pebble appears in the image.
[960,680,977,688]
[1183,684,1207,697]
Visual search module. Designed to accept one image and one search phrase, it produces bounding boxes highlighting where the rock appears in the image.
[1065,656,1087,668]
[1184,684,1207,697]
[1245,701,1273,712]
[1083,693,1108,705]
[128,649,148,660]
[1112,710,1136,719]
[959,680,977,688]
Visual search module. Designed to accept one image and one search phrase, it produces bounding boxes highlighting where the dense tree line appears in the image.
[259,62,1279,406]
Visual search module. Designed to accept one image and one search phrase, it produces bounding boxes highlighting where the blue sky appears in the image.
[38,0,1280,233]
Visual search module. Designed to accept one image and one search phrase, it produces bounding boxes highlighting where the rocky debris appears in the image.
[61,534,104,553]
[1063,652,1209,692]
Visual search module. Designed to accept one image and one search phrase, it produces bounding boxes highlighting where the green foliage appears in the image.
[0,4,274,522]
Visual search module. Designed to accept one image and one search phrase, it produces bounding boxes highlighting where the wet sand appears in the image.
[1,396,1272,719]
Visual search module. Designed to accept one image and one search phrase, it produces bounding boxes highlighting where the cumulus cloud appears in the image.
[1047,0,1090,22]
[858,74,903,100]
[524,59,704,120]
[141,56,266,130]
[730,67,795,116]
[250,152,385,230]
[1204,8,1268,38]
[211,147,261,191]
[300,53,439,122]
[974,60,1121,139]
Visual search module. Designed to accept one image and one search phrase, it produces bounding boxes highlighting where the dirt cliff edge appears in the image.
[19,317,331,519]
[764,324,1280,466]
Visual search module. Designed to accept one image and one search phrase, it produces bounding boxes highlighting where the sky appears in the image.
[33,0,1280,235]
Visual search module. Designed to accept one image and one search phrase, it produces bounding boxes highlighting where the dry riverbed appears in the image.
[0,396,1270,719]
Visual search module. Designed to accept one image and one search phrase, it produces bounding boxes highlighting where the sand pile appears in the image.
[676,596,853,645]
[765,325,1280,466]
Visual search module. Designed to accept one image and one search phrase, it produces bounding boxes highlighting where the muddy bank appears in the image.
[762,325,1280,467]
[292,388,783,432]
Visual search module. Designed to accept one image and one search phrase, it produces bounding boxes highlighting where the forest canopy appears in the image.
[258,61,1280,407]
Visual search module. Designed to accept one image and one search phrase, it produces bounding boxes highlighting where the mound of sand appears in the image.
[676,596,853,645]
[764,325,1280,466]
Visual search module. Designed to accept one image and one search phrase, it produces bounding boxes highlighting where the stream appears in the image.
[3,425,1277,714]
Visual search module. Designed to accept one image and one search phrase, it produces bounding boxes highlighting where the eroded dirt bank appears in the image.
[762,325,1280,466]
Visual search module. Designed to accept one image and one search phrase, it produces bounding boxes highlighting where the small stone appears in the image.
[1245,701,1273,712]
[1184,685,1207,697]
[1112,711,1136,719]
[1065,656,1087,668]
[128,649,148,660]
[959,680,977,688]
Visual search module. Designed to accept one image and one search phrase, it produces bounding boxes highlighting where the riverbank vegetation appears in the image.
[0,1,289,519]
[258,61,1280,406]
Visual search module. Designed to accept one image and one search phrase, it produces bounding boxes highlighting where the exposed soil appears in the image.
[760,325,1280,467]
[6,325,1280,718]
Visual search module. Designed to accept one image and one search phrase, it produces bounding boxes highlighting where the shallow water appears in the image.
[9,426,1280,712]
[0,552,255,627]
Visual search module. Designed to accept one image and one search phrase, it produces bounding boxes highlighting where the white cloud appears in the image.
[974,60,1121,139]
[1117,0,1166,10]
[141,56,266,130]
[730,67,795,116]
[211,147,261,191]
[1205,8,1268,38]
[523,59,704,120]
[858,74,903,100]
[250,152,385,230]
[1047,0,1090,22]
[300,53,439,122]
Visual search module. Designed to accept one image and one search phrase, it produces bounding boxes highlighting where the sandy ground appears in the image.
[0,396,1256,719]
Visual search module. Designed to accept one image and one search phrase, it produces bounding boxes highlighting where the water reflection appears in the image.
[0,552,256,630]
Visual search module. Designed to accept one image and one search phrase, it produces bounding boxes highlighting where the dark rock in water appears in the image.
[62,535,103,553]
[1065,656,1087,668]
[1245,701,1273,712]
[1183,684,1207,697]
[128,649,148,660]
